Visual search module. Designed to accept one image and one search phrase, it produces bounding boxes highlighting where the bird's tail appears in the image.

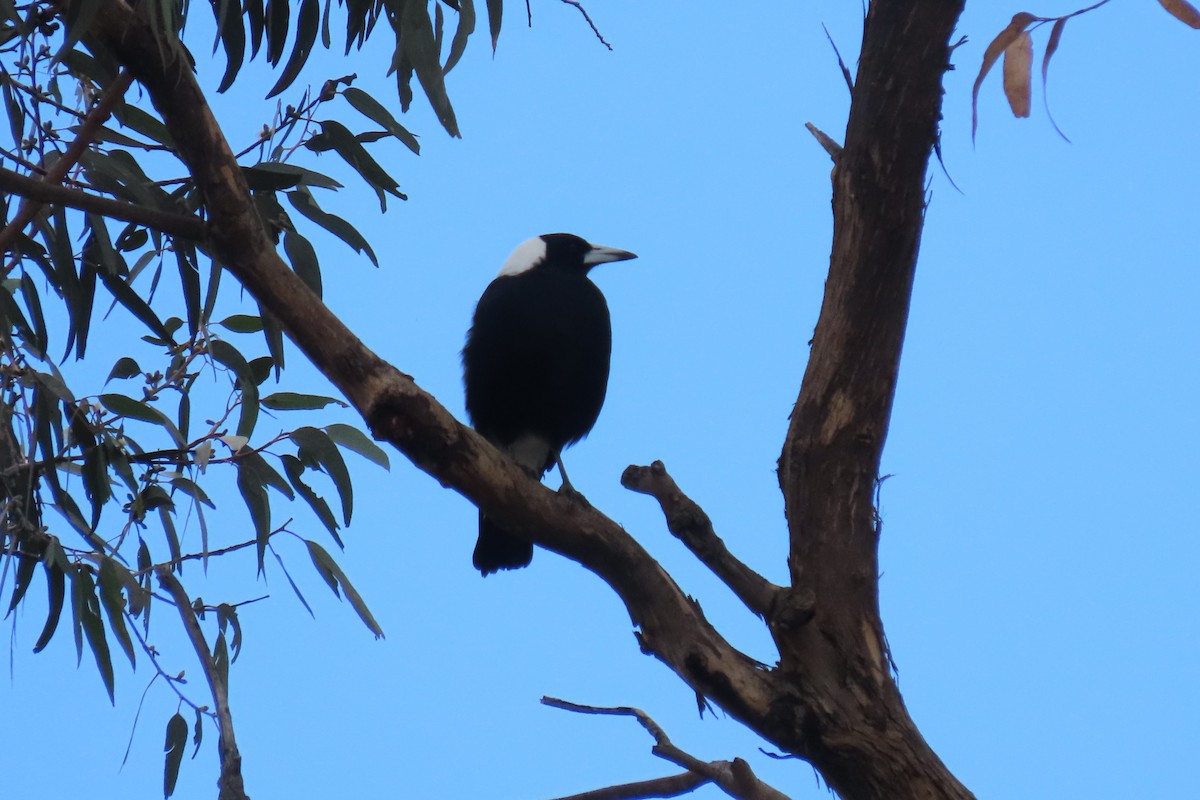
[473,511,534,575]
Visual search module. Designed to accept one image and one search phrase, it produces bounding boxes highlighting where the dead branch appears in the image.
[621,460,782,618]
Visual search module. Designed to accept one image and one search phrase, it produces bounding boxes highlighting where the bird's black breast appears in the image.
[463,270,612,456]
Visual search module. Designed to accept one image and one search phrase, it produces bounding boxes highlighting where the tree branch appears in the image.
[621,460,783,618]
[155,567,247,800]
[547,770,710,800]
[543,697,791,800]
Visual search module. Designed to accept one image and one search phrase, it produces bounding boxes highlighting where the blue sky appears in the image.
[5,2,1200,798]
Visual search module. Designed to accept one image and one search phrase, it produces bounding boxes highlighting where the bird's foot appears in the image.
[558,482,591,507]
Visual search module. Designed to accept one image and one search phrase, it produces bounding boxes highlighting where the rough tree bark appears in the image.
[36,2,972,798]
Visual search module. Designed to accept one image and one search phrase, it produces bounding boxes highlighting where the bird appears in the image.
[462,232,637,575]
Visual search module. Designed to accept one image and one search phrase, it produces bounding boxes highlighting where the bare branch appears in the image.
[155,568,248,800]
[0,69,134,251]
[542,697,791,800]
[621,460,782,618]
[0,166,208,241]
[558,0,612,50]
[822,24,854,96]
[804,122,842,160]
[547,770,710,800]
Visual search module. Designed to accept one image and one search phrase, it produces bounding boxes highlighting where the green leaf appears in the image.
[217,314,264,333]
[32,559,65,653]
[265,0,291,65]
[174,244,201,335]
[283,228,322,297]
[282,453,340,541]
[486,0,502,51]
[163,712,188,798]
[106,356,142,382]
[304,540,384,638]
[235,453,272,574]
[291,426,352,525]
[342,87,420,154]
[239,449,294,499]
[399,0,461,137]
[170,476,217,509]
[214,0,247,93]
[207,339,260,439]
[286,188,378,266]
[267,0,319,98]
[244,161,343,190]
[81,443,111,527]
[99,393,186,448]
[192,708,204,759]
[96,267,175,345]
[51,0,102,66]
[98,557,136,668]
[6,546,37,615]
[72,568,115,703]
[19,270,48,356]
[325,422,390,469]
[261,391,346,410]
[444,0,475,74]
[304,120,406,211]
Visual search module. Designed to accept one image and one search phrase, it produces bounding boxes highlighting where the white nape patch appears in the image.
[497,236,548,277]
[507,433,553,473]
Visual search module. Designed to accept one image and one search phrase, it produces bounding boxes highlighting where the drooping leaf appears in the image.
[304,119,406,210]
[325,422,390,470]
[72,567,115,703]
[214,0,247,92]
[444,0,475,74]
[1158,0,1200,28]
[282,453,340,540]
[32,559,65,653]
[485,0,502,51]
[98,557,136,668]
[207,339,260,439]
[399,0,461,137]
[99,393,186,448]
[267,0,319,98]
[972,12,1035,142]
[304,539,384,637]
[1002,31,1033,118]
[163,712,188,798]
[286,188,378,265]
[244,161,343,190]
[235,452,272,573]
[342,86,420,154]
[265,0,291,65]
[283,228,322,297]
[291,426,352,525]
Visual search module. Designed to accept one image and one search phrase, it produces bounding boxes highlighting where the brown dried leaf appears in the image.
[973,12,1037,140]
[1003,31,1034,118]
[1158,0,1200,28]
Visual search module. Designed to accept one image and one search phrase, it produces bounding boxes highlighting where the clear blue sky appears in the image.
[5,3,1199,798]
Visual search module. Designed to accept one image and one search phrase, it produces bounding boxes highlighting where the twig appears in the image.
[0,69,134,250]
[0,166,208,241]
[620,460,782,619]
[542,697,791,800]
[822,24,854,96]
[558,0,612,50]
[155,567,248,800]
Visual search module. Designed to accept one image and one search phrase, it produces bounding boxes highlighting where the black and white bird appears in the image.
[462,233,637,575]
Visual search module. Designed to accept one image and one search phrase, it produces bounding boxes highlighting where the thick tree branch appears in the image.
[0,166,208,241]
[773,2,974,799]
[621,460,783,618]
[80,0,794,759]
[155,568,247,800]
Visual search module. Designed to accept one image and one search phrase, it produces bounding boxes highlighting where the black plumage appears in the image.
[462,233,637,575]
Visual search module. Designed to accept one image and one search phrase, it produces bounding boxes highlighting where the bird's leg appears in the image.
[555,452,589,505]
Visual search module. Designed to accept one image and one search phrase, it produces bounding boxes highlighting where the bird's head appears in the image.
[498,233,637,278]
